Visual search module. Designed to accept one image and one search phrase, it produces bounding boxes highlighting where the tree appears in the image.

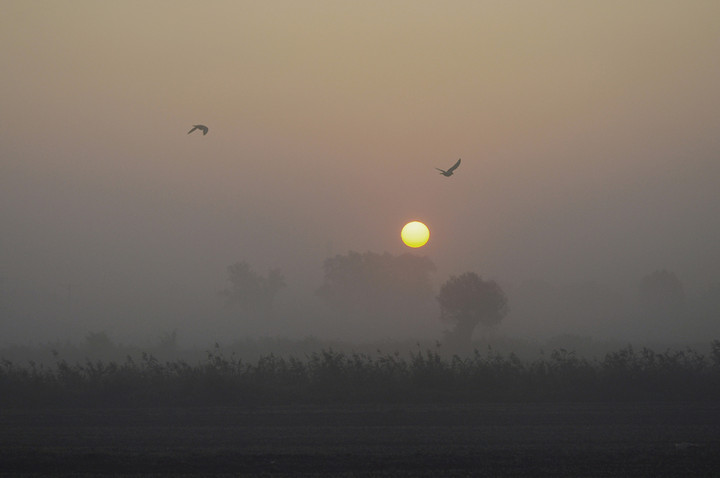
[437,272,508,351]
[317,251,436,308]
[638,269,685,320]
[637,270,685,338]
[694,282,720,333]
[221,261,286,318]
[316,251,436,332]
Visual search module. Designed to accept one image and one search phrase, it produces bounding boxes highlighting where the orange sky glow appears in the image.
[2,1,720,341]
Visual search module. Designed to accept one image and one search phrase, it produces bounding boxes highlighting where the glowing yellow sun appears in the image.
[401,221,430,248]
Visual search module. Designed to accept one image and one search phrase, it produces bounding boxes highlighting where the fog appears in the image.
[2,1,720,347]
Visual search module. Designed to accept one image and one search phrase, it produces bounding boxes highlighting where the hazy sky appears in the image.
[2,1,720,341]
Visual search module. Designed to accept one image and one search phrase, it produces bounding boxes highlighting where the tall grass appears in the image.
[3,342,720,407]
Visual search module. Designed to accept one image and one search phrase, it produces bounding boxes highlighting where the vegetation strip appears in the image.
[3,341,720,406]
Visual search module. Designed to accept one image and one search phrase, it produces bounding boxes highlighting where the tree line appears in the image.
[222,251,697,350]
[222,251,508,352]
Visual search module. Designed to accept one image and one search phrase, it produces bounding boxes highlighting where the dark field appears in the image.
[2,402,720,477]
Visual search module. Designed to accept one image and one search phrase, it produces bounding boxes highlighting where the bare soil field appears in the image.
[1,402,719,476]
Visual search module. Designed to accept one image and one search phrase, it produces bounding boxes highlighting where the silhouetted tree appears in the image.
[221,261,286,318]
[638,269,685,321]
[157,330,178,354]
[316,251,436,324]
[438,272,508,352]
[82,331,118,360]
[694,282,720,334]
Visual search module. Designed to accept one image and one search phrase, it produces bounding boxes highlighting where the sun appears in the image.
[401,221,430,248]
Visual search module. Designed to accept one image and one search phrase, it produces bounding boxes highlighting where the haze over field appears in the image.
[2,1,719,345]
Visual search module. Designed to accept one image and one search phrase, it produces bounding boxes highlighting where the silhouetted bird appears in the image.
[436,158,461,177]
[187,124,209,135]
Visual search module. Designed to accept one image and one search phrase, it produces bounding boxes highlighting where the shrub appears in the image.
[2,343,720,407]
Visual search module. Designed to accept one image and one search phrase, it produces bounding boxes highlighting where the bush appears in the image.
[2,343,720,408]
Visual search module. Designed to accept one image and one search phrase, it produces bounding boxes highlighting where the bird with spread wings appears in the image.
[436,158,461,177]
[187,124,209,135]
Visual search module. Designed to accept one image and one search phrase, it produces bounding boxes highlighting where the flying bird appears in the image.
[436,158,461,177]
[187,124,209,135]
